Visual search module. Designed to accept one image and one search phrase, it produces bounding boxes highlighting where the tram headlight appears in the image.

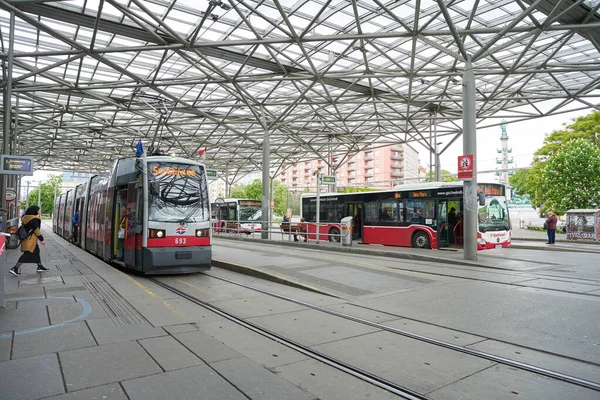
[196,228,210,237]
[149,229,166,238]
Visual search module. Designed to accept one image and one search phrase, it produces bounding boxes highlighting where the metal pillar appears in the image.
[315,172,321,244]
[435,142,441,182]
[26,181,30,209]
[260,107,270,240]
[1,12,15,232]
[37,181,42,210]
[463,57,478,261]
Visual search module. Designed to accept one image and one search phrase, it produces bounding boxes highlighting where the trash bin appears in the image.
[341,216,353,247]
[519,218,524,229]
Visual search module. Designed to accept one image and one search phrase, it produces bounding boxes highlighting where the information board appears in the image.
[205,169,218,180]
[1,155,33,176]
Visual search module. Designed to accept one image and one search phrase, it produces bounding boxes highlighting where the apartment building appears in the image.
[280,143,420,191]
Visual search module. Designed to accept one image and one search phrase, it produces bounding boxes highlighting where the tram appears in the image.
[53,156,212,274]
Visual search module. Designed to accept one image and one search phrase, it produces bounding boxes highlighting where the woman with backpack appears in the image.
[9,205,48,276]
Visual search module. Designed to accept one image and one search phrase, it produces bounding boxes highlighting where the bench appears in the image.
[280,223,308,242]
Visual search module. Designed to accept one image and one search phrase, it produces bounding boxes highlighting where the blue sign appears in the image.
[1,155,34,175]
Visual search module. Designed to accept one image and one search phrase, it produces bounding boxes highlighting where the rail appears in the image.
[211,218,350,247]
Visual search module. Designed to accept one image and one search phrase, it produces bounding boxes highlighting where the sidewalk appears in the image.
[0,230,322,400]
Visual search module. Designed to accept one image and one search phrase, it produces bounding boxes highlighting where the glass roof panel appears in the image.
[0,0,597,174]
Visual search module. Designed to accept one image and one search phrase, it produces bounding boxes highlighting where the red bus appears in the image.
[301,182,511,250]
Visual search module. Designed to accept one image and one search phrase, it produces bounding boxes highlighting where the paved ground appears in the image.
[1,223,599,399]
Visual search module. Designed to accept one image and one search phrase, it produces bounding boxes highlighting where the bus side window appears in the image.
[364,201,379,225]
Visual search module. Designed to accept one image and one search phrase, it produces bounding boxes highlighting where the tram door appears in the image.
[345,202,363,240]
[124,182,139,268]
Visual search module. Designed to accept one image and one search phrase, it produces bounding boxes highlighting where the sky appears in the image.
[419,107,595,183]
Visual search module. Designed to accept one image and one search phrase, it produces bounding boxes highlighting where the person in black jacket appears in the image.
[9,205,48,276]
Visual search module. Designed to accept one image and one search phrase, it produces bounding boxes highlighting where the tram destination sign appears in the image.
[1,155,33,176]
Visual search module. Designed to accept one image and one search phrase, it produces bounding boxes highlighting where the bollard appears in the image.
[519,218,524,229]
[0,232,9,309]
[340,216,353,247]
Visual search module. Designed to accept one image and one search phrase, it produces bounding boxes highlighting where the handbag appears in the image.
[543,222,549,230]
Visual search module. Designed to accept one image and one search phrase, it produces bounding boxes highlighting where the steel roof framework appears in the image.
[1,0,599,184]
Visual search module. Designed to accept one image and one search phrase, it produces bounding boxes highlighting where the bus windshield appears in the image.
[478,196,510,232]
[239,202,262,222]
[147,162,210,223]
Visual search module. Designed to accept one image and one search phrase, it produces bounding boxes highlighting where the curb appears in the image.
[213,235,493,268]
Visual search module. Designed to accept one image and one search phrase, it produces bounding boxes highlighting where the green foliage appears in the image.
[25,175,63,215]
[228,179,290,216]
[536,111,600,157]
[510,110,600,210]
[538,138,600,214]
[272,181,289,216]
[229,183,246,199]
[424,169,458,182]
[244,179,263,200]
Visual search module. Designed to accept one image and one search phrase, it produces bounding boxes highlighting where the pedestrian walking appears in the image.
[545,211,558,244]
[9,205,48,276]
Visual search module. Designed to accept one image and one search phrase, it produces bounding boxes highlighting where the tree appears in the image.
[510,110,600,207]
[537,138,600,214]
[243,179,262,201]
[228,179,289,216]
[424,169,458,182]
[229,183,246,199]
[536,111,600,156]
[25,175,63,215]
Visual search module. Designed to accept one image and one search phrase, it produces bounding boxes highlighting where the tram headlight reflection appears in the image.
[196,228,210,237]
[149,229,166,238]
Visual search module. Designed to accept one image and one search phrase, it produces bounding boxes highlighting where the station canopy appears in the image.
[1,0,599,180]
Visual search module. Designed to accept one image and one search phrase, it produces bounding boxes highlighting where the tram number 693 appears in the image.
[175,237,187,245]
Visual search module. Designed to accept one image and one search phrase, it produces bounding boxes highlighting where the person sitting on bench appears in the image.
[296,217,308,242]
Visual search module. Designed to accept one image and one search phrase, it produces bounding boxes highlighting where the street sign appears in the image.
[457,155,474,181]
[206,169,218,180]
[5,189,16,201]
[1,155,33,176]
[321,175,336,185]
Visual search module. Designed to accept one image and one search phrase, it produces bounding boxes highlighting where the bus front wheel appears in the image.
[329,227,340,242]
[412,231,430,249]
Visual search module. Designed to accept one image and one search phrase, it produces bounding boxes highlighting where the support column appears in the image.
[260,107,270,240]
[1,12,15,231]
[463,56,478,261]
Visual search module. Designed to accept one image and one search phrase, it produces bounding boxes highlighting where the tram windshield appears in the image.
[478,196,510,232]
[147,162,210,223]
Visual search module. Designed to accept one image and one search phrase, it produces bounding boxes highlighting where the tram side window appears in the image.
[364,201,379,225]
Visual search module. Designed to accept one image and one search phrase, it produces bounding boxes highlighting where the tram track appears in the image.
[150,272,600,396]
[149,277,430,400]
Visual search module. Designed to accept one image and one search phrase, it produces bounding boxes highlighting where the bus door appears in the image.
[345,202,363,240]
[124,182,139,268]
[437,200,450,248]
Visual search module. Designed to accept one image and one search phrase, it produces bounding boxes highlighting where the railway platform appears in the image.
[1,224,599,399]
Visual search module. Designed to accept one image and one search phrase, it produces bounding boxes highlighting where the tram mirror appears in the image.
[477,191,485,206]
